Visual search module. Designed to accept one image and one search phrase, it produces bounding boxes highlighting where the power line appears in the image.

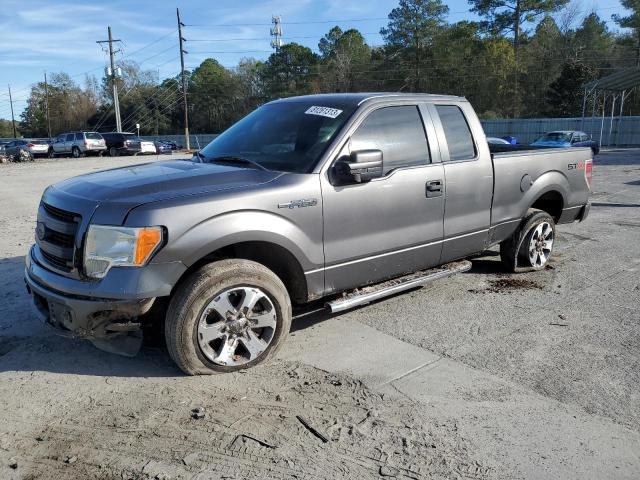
[122,92,183,133]
[187,32,383,42]
[183,6,625,28]
[119,83,181,129]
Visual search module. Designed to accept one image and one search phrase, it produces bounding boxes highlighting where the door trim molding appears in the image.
[304,228,488,275]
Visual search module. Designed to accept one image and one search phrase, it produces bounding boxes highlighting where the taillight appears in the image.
[26,143,34,147]
[585,159,593,189]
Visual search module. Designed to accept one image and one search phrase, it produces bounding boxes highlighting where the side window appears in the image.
[56,135,65,143]
[75,133,84,141]
[435,105,476,161]
[66,133,75,142]
[581,133,589,142]
[350,106,429,175]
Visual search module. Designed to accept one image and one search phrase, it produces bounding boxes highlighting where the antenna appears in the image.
[270,15,283,52]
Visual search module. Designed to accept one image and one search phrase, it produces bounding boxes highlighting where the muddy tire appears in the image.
[500,209,556,273]
[165,259,292,375]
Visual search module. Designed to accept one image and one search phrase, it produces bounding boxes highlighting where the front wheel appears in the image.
[165,259,292,375]
[500,209,556,272]
[47,148,55,159]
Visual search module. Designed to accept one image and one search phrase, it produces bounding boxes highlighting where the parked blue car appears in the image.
[532,131,599,155]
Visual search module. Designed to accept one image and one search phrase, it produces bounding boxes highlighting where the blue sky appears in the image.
[0,0,629,119]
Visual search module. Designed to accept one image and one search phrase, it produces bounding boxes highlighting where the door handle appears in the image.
[426,180,443,197]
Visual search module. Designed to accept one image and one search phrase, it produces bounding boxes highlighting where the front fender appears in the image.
[153,209,322,272]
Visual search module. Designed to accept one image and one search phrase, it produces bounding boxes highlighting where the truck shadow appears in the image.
[0,253,505,377]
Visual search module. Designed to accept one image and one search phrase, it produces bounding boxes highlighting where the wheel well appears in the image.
[531,191,563,222]
[174,241,308,304]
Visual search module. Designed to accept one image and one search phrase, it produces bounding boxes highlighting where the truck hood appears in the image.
[50,160,282,205]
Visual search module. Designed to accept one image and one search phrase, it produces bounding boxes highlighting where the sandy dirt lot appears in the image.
[0,151,638,479]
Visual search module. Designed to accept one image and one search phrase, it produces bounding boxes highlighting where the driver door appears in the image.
[320,104,445,294]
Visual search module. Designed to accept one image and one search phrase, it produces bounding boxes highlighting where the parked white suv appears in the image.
[49,132,106,158]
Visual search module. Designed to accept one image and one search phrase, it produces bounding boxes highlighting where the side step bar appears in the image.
[326,260,472,313]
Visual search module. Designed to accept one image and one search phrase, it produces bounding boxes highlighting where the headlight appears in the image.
[84,225,163,279]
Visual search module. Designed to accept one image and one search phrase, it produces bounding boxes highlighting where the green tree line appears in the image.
[15,0,640,138]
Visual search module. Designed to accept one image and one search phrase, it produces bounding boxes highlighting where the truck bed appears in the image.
[488,146,592,245]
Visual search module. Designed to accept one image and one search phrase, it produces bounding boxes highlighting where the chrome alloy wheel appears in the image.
[528,222,554,267]
[197,286,277,366]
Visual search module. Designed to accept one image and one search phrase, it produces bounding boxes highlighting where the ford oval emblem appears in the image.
[36,222,46,240]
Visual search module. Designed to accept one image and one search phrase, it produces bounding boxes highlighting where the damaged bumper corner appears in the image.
[24,269,155,355]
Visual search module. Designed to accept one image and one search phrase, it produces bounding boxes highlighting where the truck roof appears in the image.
[270,92,467,107]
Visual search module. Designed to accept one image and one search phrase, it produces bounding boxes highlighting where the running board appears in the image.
[326,260,472,313]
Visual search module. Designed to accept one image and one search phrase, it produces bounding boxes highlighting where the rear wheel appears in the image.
[165,259,292,375]
[109,146,118,157]
[500,209,555,272]
[71,146,81,158]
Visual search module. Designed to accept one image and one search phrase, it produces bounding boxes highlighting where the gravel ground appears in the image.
[0,150,638,479]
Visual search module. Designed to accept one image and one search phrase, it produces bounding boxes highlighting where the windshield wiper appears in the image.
[208,155,268,171]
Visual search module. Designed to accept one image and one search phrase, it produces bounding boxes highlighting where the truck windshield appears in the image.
[196,101,356,173]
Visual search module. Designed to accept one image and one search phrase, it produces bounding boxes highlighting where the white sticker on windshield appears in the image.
[305,106,343,118]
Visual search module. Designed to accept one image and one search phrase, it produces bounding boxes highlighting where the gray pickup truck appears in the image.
[24,93,593,374]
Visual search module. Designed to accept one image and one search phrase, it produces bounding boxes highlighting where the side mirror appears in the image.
[334,149,383,184]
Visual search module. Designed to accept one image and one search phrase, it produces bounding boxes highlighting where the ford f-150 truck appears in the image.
[24,93,593,374]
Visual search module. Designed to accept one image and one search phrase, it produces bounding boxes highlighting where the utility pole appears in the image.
[96,27,123,132]
[270,16,283,52]
[44,72,52,138]
[177,8,190,150]
[7,85,17,138]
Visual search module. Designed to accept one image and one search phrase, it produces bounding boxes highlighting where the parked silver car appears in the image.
[3,139,49,159]
[49,132,106,158]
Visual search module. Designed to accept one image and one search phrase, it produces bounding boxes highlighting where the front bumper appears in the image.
[25,269,154,339]
[24,245,186,340]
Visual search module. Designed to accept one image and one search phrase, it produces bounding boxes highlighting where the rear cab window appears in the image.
[85,132,102,140]
[435,105,476,161]
[350,105,430,175]
[65,134,75,142]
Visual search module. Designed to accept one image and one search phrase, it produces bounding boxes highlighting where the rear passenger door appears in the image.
[429,103,493,262]
[64,133,75,154]
[52,135,65,153]
[321,104,445,293]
